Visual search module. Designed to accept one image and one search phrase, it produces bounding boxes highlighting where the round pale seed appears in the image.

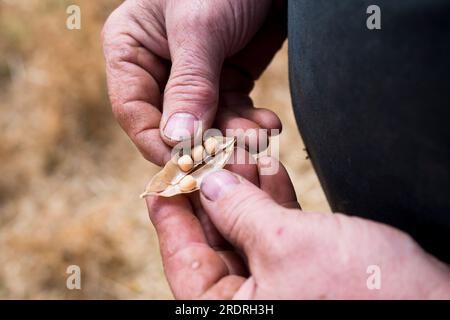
[204,137,219,155]
[191,145,205,163]
[178,154,194,172]
[179,175,197,192]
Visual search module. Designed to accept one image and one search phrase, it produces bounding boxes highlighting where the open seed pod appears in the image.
[140,136,236,198]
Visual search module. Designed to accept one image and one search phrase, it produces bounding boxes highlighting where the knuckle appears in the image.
[102,10,137,68]
[174,0,224,30]
[165,69,218,108]
[104,37,136,70]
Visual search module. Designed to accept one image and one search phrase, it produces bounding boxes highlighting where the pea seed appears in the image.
[191,145,205,163]
[204,137,219,155]
[179,175,197,192]
[178,154,194,172]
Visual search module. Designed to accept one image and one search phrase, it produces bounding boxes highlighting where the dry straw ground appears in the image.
[0,0,329,299]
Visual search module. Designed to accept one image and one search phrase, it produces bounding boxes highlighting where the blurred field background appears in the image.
[0,0,329,299]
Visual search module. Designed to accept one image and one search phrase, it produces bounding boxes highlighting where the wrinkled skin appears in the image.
[102,0,286,165]
[103,0,450,299]
[147,157,450,299]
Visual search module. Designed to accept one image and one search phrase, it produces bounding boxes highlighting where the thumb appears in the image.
[161,8,225,144]
[199,169,287,254]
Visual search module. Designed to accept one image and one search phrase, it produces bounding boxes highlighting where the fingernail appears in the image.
[163,113,198,141]
[200,170,240,201]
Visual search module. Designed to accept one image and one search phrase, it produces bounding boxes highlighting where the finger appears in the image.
[146,195,228,299]
[188,148,260,276]
[103,10,171,165]
[231,106,282,135]
[215,108,274,154]
[199,169,287,257]
[225,148,260,186]
[257,156,300,209]
[189,193,248,277]
[199,275,246,300]
[216,91,281,152]
[160,5,225,145]
[215,109,266,149]
[219,73,282,132]
[190,147,260,250]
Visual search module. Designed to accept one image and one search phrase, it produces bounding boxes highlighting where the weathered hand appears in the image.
[102,0,286,165]
[148,157,450,299]
[146,155,298,299]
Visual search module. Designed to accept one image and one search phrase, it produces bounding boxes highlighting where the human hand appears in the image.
[102,0,286,165]
[148,157,450,299]
[146,155,298,299]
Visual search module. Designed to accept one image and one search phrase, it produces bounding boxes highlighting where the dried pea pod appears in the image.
[140,136,236,198]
